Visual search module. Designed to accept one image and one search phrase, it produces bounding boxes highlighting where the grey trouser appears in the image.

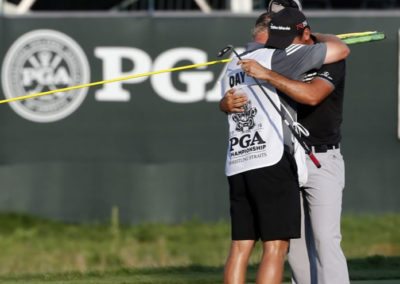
[288,148,350,284]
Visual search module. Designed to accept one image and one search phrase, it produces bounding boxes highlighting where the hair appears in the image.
[252,11,273,38]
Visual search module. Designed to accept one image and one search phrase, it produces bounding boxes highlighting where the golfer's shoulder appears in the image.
[271,43,327,78]
[283,43,326,57]
[272,43,325,66]
[271,44,307,66]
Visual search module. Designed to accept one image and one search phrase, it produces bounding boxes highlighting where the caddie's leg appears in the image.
[256,240,289,284]
[224,240,255,284]
[305,149,349,284]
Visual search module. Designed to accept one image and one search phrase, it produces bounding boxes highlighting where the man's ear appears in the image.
[302,28,312,43]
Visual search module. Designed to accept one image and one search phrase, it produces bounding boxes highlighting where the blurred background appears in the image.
[3,0,400,11]
[0,0,399,223]
[0,0,398,283]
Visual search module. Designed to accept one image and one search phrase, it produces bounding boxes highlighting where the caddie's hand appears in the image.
[238,59,269,80]
[219,88,248,114]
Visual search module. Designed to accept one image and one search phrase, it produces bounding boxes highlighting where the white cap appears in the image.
[268,0,303,13]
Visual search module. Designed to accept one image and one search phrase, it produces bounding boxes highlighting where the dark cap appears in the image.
[265,7,309,49]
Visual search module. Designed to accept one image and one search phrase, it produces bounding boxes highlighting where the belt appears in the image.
[312,143,340,153]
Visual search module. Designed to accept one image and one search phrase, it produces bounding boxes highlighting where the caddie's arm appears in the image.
[238,59,333,106]
[314,33,350,64]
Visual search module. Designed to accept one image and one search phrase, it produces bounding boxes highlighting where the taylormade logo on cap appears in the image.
[270,24,291,31]
[270,21,308,32]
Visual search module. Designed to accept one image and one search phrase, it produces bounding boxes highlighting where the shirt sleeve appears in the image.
[315,60,346,88]
[271,43,327,80]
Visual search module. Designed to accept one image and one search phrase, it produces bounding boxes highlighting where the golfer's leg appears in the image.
[288,190,317,284]
[256,240,289,284]
[224,240,255,284]
[306,150,349,284]
[309,196,349,284]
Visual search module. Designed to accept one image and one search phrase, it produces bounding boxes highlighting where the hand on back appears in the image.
[220,89,248,113]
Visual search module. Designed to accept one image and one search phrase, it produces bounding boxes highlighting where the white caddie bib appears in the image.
[222,48,284,176]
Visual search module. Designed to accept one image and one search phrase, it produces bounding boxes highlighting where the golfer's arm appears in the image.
[262,70,333,106]
[314,33,350,64]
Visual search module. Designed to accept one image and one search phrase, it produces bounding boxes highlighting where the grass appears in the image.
[0,258,399,284]
[0,213,398,283]
[342,214,400,256]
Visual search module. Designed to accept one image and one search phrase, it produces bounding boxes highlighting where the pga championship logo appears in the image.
[1,29,90,123]
[232,100,257,132]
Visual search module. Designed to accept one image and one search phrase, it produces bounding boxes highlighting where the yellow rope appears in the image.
[337,31,377,39]
[0,31,381,104]
[0,58,231,104]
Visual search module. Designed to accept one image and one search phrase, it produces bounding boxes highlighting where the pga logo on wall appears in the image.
[1,30,90,123]
[1,29,225,123]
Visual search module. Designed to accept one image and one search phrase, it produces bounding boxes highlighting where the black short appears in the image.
[227,151,301,242]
